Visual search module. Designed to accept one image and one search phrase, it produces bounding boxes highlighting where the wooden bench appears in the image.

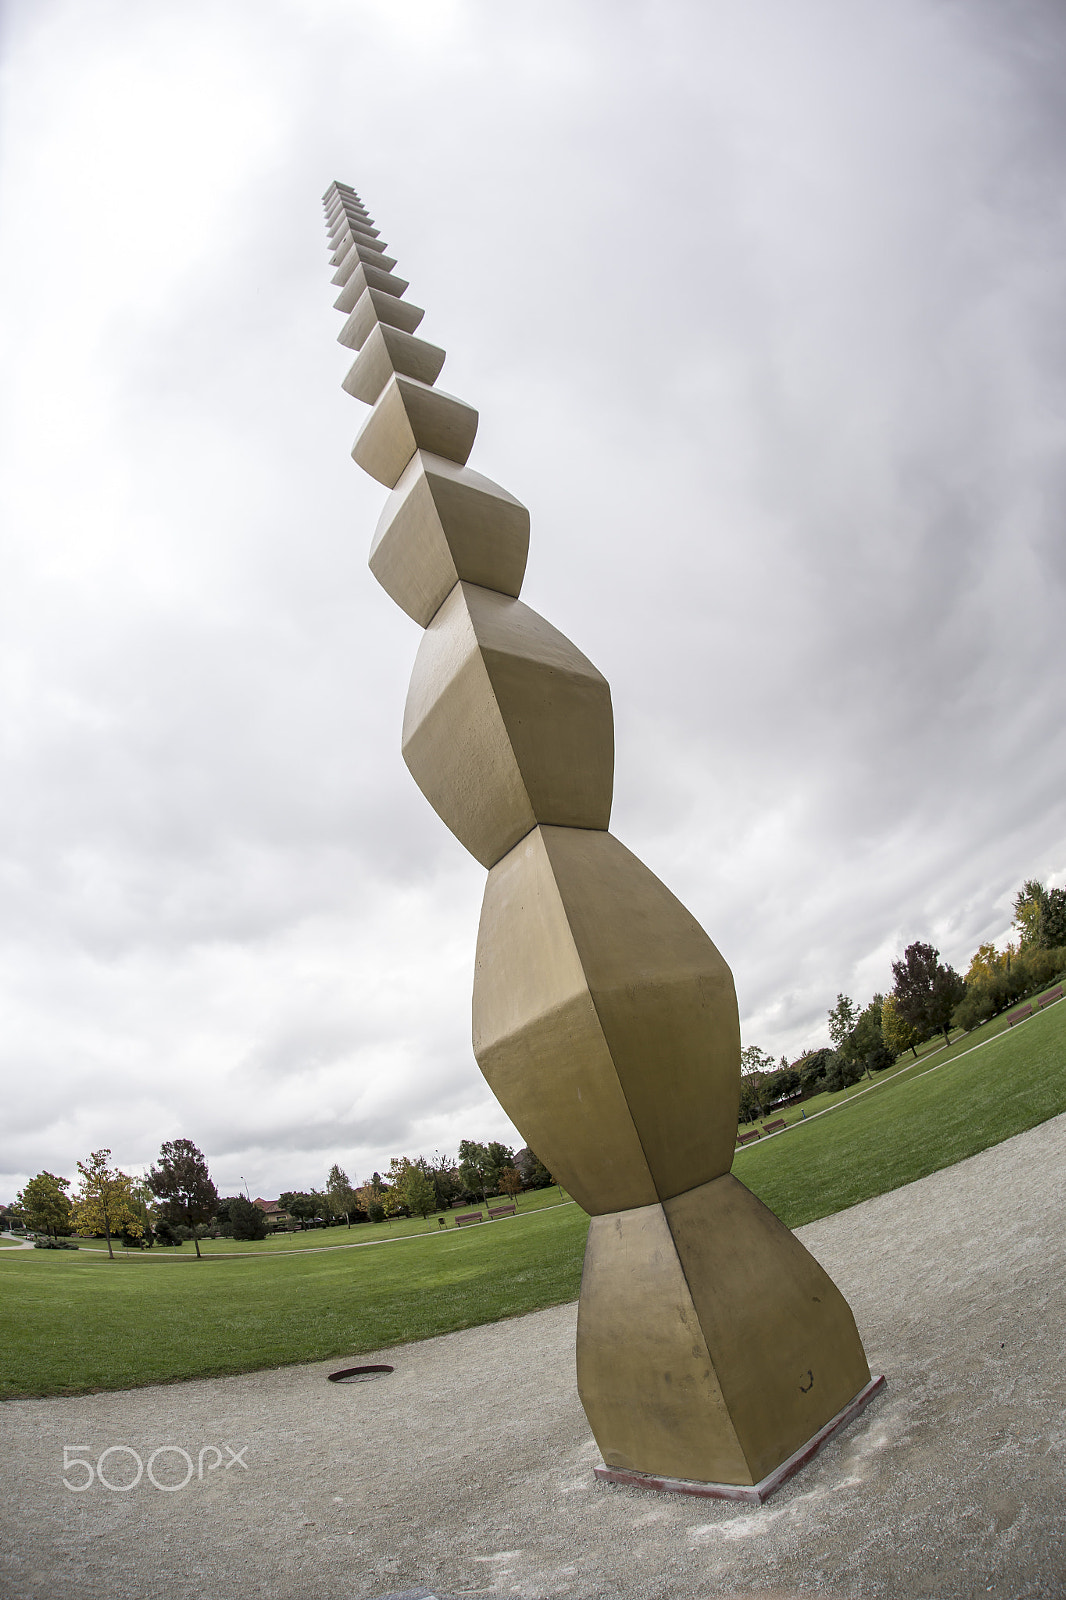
[761,1119,788,1135]
[736,1130,761,1145]
[454,1211,484,1227]
[1007,1005,1033,1027]
[1038,986,1063,1009]
[487,1204,516,1218]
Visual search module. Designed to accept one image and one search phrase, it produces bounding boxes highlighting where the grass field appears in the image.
[735,992,1066,1224]
[1,995,1062,1401]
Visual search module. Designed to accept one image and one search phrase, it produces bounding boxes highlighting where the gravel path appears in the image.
[2,1114,1065,1600]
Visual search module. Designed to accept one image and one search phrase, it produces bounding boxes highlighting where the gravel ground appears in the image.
[2,1114,1065,1600]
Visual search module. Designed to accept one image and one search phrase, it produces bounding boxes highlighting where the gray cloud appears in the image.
[1,0,1063,1198]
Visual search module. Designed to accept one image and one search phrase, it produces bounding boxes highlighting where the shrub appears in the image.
[33,1238,79,1250]
[367,1201,385,1224]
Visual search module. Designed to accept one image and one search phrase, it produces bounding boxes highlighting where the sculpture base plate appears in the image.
[593,1373,886,1505]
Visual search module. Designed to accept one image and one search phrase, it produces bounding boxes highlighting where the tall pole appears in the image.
[323,181,880,1494]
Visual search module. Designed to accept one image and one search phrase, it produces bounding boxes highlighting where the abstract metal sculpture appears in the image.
[324,181,882,1498]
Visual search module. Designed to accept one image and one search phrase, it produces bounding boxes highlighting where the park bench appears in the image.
[761,1119,788,1134]
[487,1204,516,1218]
[454,1211,484,1227]
[736,1130,761,1145]
[1038,986,1063,1009]
[1007,1005,1033,1026]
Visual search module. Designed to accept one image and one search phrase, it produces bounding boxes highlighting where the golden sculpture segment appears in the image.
[324,180,875,1492]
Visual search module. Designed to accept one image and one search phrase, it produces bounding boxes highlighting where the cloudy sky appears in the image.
[1,0,1063,1202]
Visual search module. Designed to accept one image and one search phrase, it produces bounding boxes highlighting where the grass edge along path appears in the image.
[1,998,1062,1400]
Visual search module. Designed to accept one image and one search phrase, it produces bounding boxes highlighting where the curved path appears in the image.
[2,1114,1065,1599]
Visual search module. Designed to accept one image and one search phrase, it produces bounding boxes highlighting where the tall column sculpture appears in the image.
[323,181,883,1499]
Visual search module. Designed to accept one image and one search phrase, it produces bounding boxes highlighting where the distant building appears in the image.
[253,1198,294,1229]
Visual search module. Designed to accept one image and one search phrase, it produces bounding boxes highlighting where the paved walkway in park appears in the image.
[2,1114,1066,1600]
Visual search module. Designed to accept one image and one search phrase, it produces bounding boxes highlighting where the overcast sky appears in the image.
[1,0,1063,1203]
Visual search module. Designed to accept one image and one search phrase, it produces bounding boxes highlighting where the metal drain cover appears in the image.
[327,1363,394,1384]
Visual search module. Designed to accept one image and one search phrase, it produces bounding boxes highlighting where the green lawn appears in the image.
[2,999,1062,1400]
[0,1202,590,1400]
[735,995,1066,1224]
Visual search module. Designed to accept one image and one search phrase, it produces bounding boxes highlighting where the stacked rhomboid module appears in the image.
[323,180,880,1497]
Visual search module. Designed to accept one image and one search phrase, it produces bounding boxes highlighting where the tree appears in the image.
[397,1164,435,1219]
[228,1196,268,1241]
[428,1151,462,1210]
[148,1139,219,1259]
[71,1150,144,1260]
[15,1172,72,1239]
[880,993,921,1059]
[762,1067,800,1103]
[738,1074,767,1124]
[484,1142,517,1193]
[1040,887,1066,949]
[279,1191,320,1226]
[514,1148,552,1189]
[1013,880,1046,948]
[850,996,896,1074]
[458,1140,491,1204]
[740,1045,776,1077]
[326,1164,358,1228]
[796,1048,833,1089]
[826,995,860,1057]
[498,1166,523,1207]
[891,941,965,1047]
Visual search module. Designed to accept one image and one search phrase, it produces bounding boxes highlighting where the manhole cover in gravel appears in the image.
[327,1363,394,1384]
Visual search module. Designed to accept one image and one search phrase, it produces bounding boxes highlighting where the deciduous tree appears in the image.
[891,941,965,1047]
[514,1148,552,1189]
[72,1150,144,1259]
[497,1166,523,1207]
[880,993,921,1059]
[326,1164,358,1228]
[1013,880,1046,947]
[279,1191,320,1226]
[15,1171,72,1239]
[826,995,860,1058]
[148,1139,219,1259]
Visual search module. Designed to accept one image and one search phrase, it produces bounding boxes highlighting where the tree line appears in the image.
[739,875,1066,1124]
[5,1137,556,1252]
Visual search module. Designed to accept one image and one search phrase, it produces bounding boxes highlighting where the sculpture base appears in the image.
[593,1374,886,1504]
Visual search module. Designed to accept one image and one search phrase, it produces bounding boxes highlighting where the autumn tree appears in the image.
[148,1139,219,1259]
[72,1150,144,1260]
[16,1171,72,1239]
[880,993,921,1059]
[498,1166,523,1207]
